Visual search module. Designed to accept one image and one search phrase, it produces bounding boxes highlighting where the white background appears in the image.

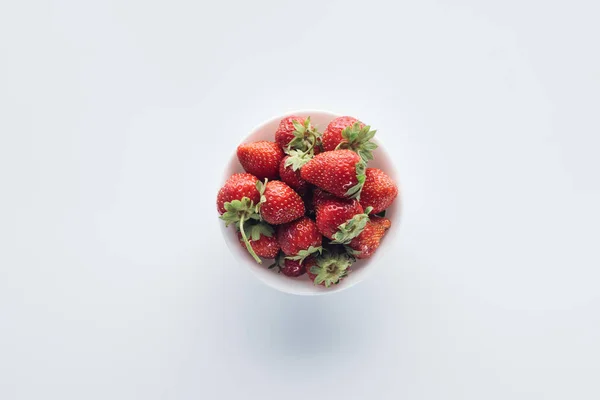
[1,1,599,399]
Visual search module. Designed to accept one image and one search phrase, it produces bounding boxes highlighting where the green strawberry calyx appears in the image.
[284,117,323,171]
[219,197,260,227]
[330,206,373,244]
[310,250,354,287]
[343,245,362,257]
[335,122,378,162]
[255,179,268,214]
[284,149,313,171]
[244,220,274,241]
[285,245,323,265]
[287,116,322,154]
[219,197,262,264]
[345,161,367,200]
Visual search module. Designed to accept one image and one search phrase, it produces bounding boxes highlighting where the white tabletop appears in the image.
[1,1,599,399]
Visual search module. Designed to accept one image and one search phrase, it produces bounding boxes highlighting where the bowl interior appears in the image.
[219,110,400,295]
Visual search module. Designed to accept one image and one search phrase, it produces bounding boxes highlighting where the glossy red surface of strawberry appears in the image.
[237,141,284,180]
[281,258,311,277]
[279,156,308,193]
[275,115,306,149]
[359,168,398,214]
[349,216,392,259]
[300,150,363,198]
[322,116,363,151]
[237,232,279,259]
[311,188,335,207]
[216,173,260,214]
[314,195,364,239]
[277,217,322,256]
[260,180,305,225]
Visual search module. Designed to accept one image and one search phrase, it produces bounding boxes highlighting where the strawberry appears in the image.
[279,156,309,194]
[276,216,323,263]
[270,252,314,277]
[220,198,262,264]
[322,116,361,151]
[300,150,366,199]
[257,180,305,225]
[307,249,353,287]
[216,173,260,214]
[237,141,284,180]
[348,216,392,259]
[311,188,335,207]
[275,115,320,153]
[322,116,378,161]
[237,221,279,259]
[275,116,322,186]
[314,193,366,240]
[282,257,313,277]
[359,168,398,214]
[217,173,266,264]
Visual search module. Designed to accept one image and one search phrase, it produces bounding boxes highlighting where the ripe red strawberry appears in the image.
[307,250,353,287]
[219,177,264,264]
[322,116,378,161]
[281,259,306,277]
[216,173,260,214]
[270,252,315,277]
[311,188,335,207]
[238,233,279,259]
[300,150,366,199]
[314,194,365,240]
[237,222,279,259]
[359,168,398,214]
[275,115,320,152]
[237,141,284,180]
[276,217,322,261]
[257,180,305,225]
[275,115,305,148]
[322,116,362,151]
[282,258,312,277]
[279,156,308,194]
[349,216,392,259]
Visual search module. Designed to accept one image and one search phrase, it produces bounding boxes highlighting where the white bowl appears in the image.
[218,110,401,295]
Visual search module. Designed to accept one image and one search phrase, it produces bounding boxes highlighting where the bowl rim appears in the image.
[219,109,401,295]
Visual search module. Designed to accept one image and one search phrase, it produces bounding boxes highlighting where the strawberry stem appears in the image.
[239,214,262,264]
[305,133,317,154]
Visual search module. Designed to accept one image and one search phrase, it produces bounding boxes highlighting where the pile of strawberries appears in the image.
[217,115,398,288]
